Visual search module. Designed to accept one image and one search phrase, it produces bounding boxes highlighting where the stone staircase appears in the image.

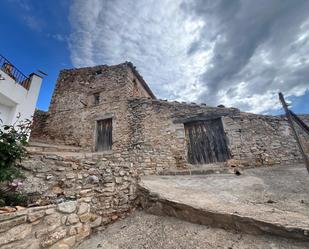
[26,142,85,153]
[138,164,309,241]
[25,142,100,160]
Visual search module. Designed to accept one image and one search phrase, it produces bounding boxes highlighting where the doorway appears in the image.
[95,118,112,151]
[185,118,230,164]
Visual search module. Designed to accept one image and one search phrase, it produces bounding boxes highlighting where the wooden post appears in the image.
[279,92,309,173]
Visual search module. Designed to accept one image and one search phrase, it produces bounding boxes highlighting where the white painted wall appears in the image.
[0,103,13,125]
[0,69,42,127]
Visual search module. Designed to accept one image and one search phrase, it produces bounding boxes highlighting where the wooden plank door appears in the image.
[96,118,112,151]
[185,118,230,164]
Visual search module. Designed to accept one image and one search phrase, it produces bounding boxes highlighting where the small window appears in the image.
[95,70,102,75]
[94,93,100,105]
[133,79,139,96]
[96,118,112,151]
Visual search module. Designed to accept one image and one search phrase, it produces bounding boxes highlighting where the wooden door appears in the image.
[96,118,112,151]
[185,118,230,164]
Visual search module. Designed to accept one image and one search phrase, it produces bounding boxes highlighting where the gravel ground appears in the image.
[76,211,309,249]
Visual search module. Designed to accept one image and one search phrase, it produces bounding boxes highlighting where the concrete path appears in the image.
[139,164,309,240]
[77,211,309,249]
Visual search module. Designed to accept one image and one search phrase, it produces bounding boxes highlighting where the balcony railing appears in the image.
[0,54,31,90]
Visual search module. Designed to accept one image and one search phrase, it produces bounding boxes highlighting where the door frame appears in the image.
[184,117,230,165]
[93,113,114,152]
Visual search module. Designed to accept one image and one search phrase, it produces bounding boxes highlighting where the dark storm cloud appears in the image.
[69,0,309,113]
[182,0,309,112]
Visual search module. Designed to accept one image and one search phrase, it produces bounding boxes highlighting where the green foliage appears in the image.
[0,117,31,182]
[0,191,29,207]
[0,116,32,206]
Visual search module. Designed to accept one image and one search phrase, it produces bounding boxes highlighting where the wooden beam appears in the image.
[173,112,231,124]
[279,92,309,173]
[289,110,309,136]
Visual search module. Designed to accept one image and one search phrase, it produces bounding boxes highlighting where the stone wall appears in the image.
[127,97,240,172]
[30,110,49,140]
[31,94,308,172]
[0,150,138,248]
[0,201,101,249]
[30,62,154,150]
[127,97,308,169]
[31,64,130,148]
[223,113,304,166]
[20,152,138,218]
[29,62,308,171]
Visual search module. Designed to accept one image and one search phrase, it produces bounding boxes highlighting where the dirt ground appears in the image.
[76,211,309,249]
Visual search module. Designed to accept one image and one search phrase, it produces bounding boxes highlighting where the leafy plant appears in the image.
[0,180,29,207]
[0,116,31,181]
[0,116,31,206]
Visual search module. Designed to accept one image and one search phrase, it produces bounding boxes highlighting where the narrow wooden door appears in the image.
[185,118,230,164]
[96,118,112,151]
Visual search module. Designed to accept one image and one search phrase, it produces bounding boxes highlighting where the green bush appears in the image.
[0,189,29,207]
[0,117,31,181]
[0,116,31,206]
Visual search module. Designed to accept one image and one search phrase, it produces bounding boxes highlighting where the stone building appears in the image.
[31,62,307,172]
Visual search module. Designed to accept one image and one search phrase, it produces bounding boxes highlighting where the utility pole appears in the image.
[279,92,309,173]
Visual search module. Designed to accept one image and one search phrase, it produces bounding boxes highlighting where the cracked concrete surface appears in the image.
[77,211,309,249]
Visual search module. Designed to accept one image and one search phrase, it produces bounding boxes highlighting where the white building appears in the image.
[0,54,42,127]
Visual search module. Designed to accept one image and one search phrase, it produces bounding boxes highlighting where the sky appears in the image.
[1,0,308,114]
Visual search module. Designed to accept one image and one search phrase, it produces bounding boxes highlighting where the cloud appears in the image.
[47,33,67,42]
[69,0,309,113]
[69,0,209,101]
[8,0,31,11]
[23,15,44,32]
[183,0,309,113]
[9,0,45,32]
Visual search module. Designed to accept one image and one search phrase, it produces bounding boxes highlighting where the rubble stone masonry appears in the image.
[30,63,308,170]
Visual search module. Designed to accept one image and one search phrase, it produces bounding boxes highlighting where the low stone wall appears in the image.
[0,201,103,249]
[20,153,138,217]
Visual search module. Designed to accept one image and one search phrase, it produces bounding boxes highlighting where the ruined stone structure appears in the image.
[31,62,306,170]
[1,62,307,249]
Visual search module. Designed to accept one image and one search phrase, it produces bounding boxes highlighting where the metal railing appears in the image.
[0,54,31,90]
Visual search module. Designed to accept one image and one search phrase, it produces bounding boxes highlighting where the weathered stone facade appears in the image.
[32,63,154,151]
[127,97,240,171]
[30,62,308,170]
[127,98,308,169]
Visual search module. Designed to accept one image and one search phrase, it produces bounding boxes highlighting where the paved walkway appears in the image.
[77,211,309,249]
[139,164,309,239]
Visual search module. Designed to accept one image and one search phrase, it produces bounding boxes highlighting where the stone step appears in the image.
[138,165,309,241]
[26,142,86,153]
[25,143,113,161]
[160,163,231,176]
